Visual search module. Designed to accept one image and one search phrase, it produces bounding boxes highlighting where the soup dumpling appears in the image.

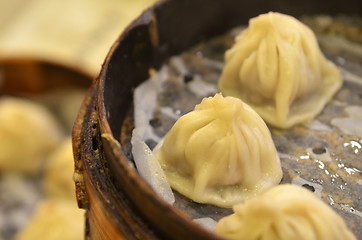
[0,97,63,175]
[154,93,282,208]
[215,184,356,240]
[218,12,342,128]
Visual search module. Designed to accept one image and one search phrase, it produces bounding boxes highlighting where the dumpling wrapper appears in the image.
[218,12,343,128]
[0,97,64,175]
[215,184,356,240]
[155,93,282,208]
[43,138,77,199]
[15,199,85,240]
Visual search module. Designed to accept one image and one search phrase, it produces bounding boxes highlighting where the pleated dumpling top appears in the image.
[218,12,342,128]
[215,184,356,240]
[154,93,282,208]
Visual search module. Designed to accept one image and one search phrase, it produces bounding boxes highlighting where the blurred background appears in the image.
[0,0,156,239]
[0,0,157,77]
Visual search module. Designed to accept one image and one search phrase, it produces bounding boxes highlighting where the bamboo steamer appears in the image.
[72,0,362,239]
[0,58,91,95]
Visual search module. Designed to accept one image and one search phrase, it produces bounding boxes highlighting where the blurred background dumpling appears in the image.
[218,12,342,128]
[43,137,76,199]
[155,93,282,207]
[215,184,356,240]
[0,97,64,175]
[15,199,85,240]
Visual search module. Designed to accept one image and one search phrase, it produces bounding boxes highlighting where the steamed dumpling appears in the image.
[0,97,64,175]
[15,199,85,240]
[43,138,76,199]
[154,93,282,208]
[215,184,356,240]
[218,12,343,128]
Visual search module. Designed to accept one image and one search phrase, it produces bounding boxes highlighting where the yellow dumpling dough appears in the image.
[15,199,85,240]
[43,138,76,199]
[0,97,64,175]
[155,93,282,208]
[215,184,356,240]
[218,12,342,128]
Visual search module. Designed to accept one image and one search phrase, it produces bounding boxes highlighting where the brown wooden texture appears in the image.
[0,58,91,95]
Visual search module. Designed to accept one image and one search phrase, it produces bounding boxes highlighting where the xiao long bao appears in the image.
[218,12,343,128]
[154,93,282,208]
[215,184,356,240]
